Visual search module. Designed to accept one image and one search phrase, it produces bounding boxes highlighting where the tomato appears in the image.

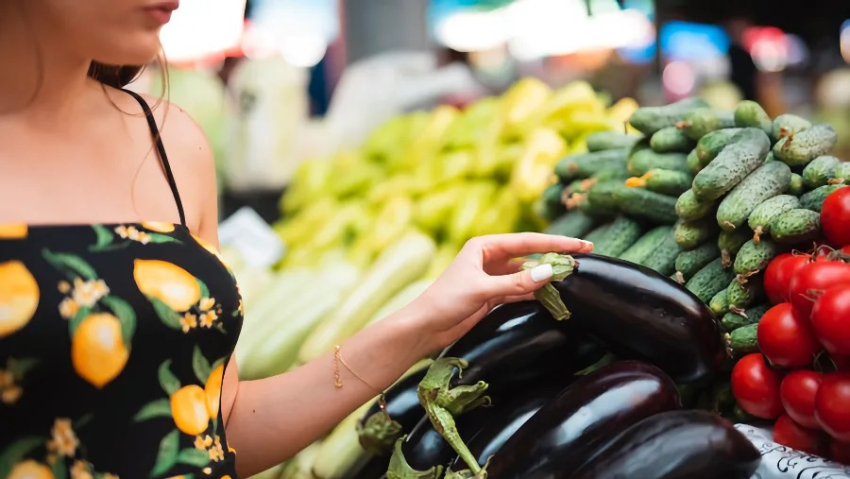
[773,414,828,456]
[830,438,850,465]
[815,372,850,442]
[780,370,823,429]
[811,285,850,356]
[765,253,812,305]
[833,354,850,372]
[731,353,784,419]
[788,260,850,317]
[821,186,850,247]
[758,303,823,368]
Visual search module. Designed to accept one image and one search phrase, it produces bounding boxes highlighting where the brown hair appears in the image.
[87,62,146,88]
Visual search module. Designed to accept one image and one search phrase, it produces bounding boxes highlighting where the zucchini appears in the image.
[612,186,679,224]
[692,128,771,201]
[675,242,721,282]
[555,148,629,181]
[716,161,793,231]
[768,209,822,245]
[747,195,801,243]
[627,149,689,176]
[788,173,805,197]
[583,222,613,244]
[718,229,752,268]
[773,124,838,167]
[679,108,736,140]
[642,230,682,276]
[628,97,710,135]
[771,113,812,142]
[545,211,598,238]
[734,100,772,136]
[721,304,771,332]
[591,216,644,257]
[802,155,841,189]
[709,289,730,317]
[727,276,764,310]
[674,218,717,250]
[695,128,743,166]
[687,149,702,174]
[650,126,696,153]
[685,258,737,303]
[619,226,674,265]
[729,323,759,355]
[800,185,848,212]
[734,238,785,276]
[586,131,641,152]
[625,169,693,196]
[831,162,850,184]
[675,189,715,222]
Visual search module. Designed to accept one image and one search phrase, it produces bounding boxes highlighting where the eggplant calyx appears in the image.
[386,436,444,479]
[422,400,483,475]
[522,253,576,320]
[417,358,491,417]
[357,411,404,456]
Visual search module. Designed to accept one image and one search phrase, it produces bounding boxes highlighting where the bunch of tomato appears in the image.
[731,187,850,464]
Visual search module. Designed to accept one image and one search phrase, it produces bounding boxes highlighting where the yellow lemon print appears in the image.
[0,260,40,338]
[0,224,27,239]
[141,221,176,233]
[71,313,129,388]
[133,259,201,312]
[8,460,54,479]
[204,363,224,419]
[171,385,210,436]
[190,234,228,266]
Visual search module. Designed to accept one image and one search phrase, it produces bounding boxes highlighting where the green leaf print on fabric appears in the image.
[197,280,210,302]
[41,250,97,280]
[151,298,183,330]
[73,413,93,430]
[68,306,93,336]
[146,233,182,245]
[7,357,39,380]
[211,357,227,372]
[134,398,173,422]
[100,296,136,347]
[89,225,115,251]
[52,458,69,479]
[158,360,181,396]
[176,448,210,467]
[0,436,46,478]
[192,346,212,384]
[151,430,180,477]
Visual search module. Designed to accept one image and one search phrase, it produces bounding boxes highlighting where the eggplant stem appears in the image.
[422,401,482,474]
[522,253,576,320]
[417,358,491,417]
[575,352,617,376]
[357,411,404,456]
[386,436,444,479]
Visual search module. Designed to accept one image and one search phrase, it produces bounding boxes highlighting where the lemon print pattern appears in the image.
[71,313,130,389]
[0,223,28,239]
[134,259,201,313]
[0,260,39,338]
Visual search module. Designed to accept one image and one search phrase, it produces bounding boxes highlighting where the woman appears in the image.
[0,1,592,478]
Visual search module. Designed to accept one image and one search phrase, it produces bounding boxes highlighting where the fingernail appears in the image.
[580,240,594,248]
[530,263,553,282]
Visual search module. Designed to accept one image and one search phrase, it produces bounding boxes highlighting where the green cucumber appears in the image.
[675,189,715,222]
[650,126,696,153]
[716,161,793,231]
[687,149,703,174]
[586,180,626,212]
[764,152,776,162]
[676,242,721,283]
[627,150,689,176]
[802,156,841,189]
[626,169,693,196]
[692,128,772,201]
[583,222,612,244]
[674,218,718,250]
[628,97,710,135]
[727,276,764,309]
[771,113,811,142]
[773,124,838,167]
[788,173,804,196]
[747,195,801,242]
[590,166,631,182]
[734,238,785,276]
[721,304,771,332]
[642,231,682,276]
[831,162,850,184]
[592,216,645,257]
[619,226,674,264]
[545,211,598,238]
[734,100,772,136]
[718,229,753,268]
[768,209,822,244]
[709,289,729,316]
[586,131,641,152]
[555,148,629,181]
[535,183,567,221]
[729,323,759,355]
[612,187,679,224]
[695,128,744,165]
[800,185,848,212]
[679,108,736,140]
[685,258,737,303]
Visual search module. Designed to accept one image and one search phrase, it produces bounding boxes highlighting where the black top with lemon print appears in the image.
[0,92,243,479]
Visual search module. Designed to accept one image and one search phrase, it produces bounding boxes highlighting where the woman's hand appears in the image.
[400,233,593,352]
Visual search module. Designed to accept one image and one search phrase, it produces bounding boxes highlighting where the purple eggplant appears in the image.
[569,410,762,479]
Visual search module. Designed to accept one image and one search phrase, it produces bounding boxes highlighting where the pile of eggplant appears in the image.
[345,254,762,479]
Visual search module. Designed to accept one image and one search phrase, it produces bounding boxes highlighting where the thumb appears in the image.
[488,263,553,296]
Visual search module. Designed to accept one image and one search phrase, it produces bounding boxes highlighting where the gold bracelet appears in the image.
[334,345,388,412]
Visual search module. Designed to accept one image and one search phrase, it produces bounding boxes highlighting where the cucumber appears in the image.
[721,304,771,332]
[716,161,793,231]
[535,182,567,221]
[768,209,821,245]
[554,148,629,181]
[628,97,710,135]
[692,128,771,201]
[675,189,715,221]
[831,162,850,184]
[734,100,772,136]
[747,195,801,242]
[627,149,689,176]
[729,323,759,355]
[788,173,804,196]
[674,218,717,250]
[764,152,776,162]
[577,193,619,219]
[650,126,696,153]
[586,180,626,212]
[583,222,612,244]
[642,230,682,276]
[619,226,674,264]
[695,128,744,165]
[803,156,841,189]
[590,165,631,182]
[771,113,812,142]
[800,185,848,212]
[727,276,764,310]
[687,149,702,174]
[718,229,752,268]
[586,131,641,152]
[685,258,737,303]
[734,238,785,276]
[612,187,679,224]
[773,124,838,167]
[591,216,644,257]
[545,210,598,238]
[625,169,693,196]
[679,108,736,140]
[709,289,730,316]
[676,242,721,282]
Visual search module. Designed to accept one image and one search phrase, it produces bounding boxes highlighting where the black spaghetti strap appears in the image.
[123,89,187,227]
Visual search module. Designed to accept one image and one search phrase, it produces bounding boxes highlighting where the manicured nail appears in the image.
[530,263,553,282]
[580,240,594,248]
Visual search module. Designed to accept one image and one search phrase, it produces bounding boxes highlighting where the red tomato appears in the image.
[731,353,784,419]
[788,260,850,317]
[833,355,850,372]
[830,438,850,465]
[821,186,850,247]
[815,373,850,442]
[758,303,823,368]
[765,253,812,305]
[811,285,850,356]
[780,370,823,429]
[773,414,828,456]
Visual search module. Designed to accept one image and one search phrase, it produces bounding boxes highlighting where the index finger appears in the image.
[476,232,593,260]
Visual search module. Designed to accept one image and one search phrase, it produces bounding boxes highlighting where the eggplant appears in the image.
[482,361,680,479]
[358,368,429,456]
[569,410,762,479]
[550,253,726,384]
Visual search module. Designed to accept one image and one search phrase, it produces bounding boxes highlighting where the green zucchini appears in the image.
[592,216,645,257]
[734,100,772,136]
[674,218,717,250]
[676,242,721,283]
[583,222,613,244]
[788,173,805,197]
[545,210,598,238]
[800,185,848,212]
[612,187,679,224]
[687,149,703,174]
[768,209,822,244]
[619,226,674,264]
[642,230,683,276]
[727,276,764,309]
[554,148,629,181]
[586,131,641,152]
[802,156,841,189]
[625,169,693,196]
[679,108,736,140]
[831,162,850,184]
[721,304,771,332]
[695,128,743,165]
[718,229,753,268]
[729,323,759,355]
[773,124,838,167]
[675,189,715,222]
[734,238,785,276]
[709,289,730,316]
[627,149,690,176]
[771,113,812,142]
[747,195,801,242]
[628,97,710,135]
[692,128,772,201]
[716,161,792,231]
[650,126,696,153]
[685,258,737,303]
